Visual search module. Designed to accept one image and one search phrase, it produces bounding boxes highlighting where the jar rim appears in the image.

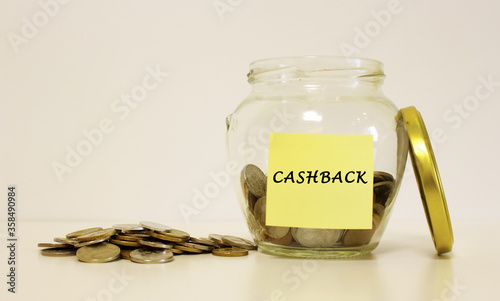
[248,55,385,84]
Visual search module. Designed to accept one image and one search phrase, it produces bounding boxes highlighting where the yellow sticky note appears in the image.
[266,133,373,229]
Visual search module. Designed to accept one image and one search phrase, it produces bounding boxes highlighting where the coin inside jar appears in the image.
[342,227,375,247]
[291,228,342,248]
[373,181,395,206]
[241,164,266,198]
[253,196,289,239]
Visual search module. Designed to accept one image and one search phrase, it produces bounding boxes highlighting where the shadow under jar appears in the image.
[226,56,409,258]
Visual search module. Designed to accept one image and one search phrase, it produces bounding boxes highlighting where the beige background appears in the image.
[1,0,499,225]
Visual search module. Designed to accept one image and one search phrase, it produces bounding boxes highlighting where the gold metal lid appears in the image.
[399,106,454,254]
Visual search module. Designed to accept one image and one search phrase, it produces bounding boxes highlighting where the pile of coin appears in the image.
[241,164,396,248]
[38,221,257,263]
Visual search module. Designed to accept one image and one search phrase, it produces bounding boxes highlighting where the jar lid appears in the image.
[399,106,454,255]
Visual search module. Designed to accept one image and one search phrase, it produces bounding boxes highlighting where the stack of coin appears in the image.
[240,164,396,249]
[38,221,257,263]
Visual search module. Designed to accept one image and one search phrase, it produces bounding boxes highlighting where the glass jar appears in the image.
[226,56,409,258]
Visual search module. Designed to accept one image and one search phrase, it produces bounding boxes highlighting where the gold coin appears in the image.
[170,248,183,255]
[53,237,79,245]
[373,203,385,218]
[179,242,213,252]
[140,221,172,233]
[66,227,103,239]
[241,164,266,198]
[189,237,219,247]
[342,228,375,247]
[212,247,248,257]
[373,173,386,184]
[138,238,174,249]
[75,238,109,248]
[76,242,121,263]
[130,247,174,264]
[242,182,259,214]
[373,181,395,206]
[113,234,140,242]
[173,244,204,254]
[374,171,395,182]
[125,233,150,238]
[38,242,74,248]
[120,248,136,260]
[221,235,257,250]
[122,229,148,235]
[253,196,289,239]
[76,243,120,263]
[76,228,117,242]
[208,234,225,245]
[109,239,142,247]
[41,248,77,257]
[253,196,266,225]
[146,229,189,243]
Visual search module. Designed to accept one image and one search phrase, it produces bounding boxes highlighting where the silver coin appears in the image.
[130,247,174,264]
[112,223,144,231]
[53,237,79,246]
[189,237,219,247]
[221,235,257,250]
[138,238,174,249]
[241,164,266,198]
[291,228,342,248]
[140,221,172,233]
[179,242,214,252]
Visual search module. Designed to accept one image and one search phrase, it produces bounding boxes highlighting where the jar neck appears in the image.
[248,56,385,95]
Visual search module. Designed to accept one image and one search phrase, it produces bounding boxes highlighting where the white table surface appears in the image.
[1,218,498,301]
